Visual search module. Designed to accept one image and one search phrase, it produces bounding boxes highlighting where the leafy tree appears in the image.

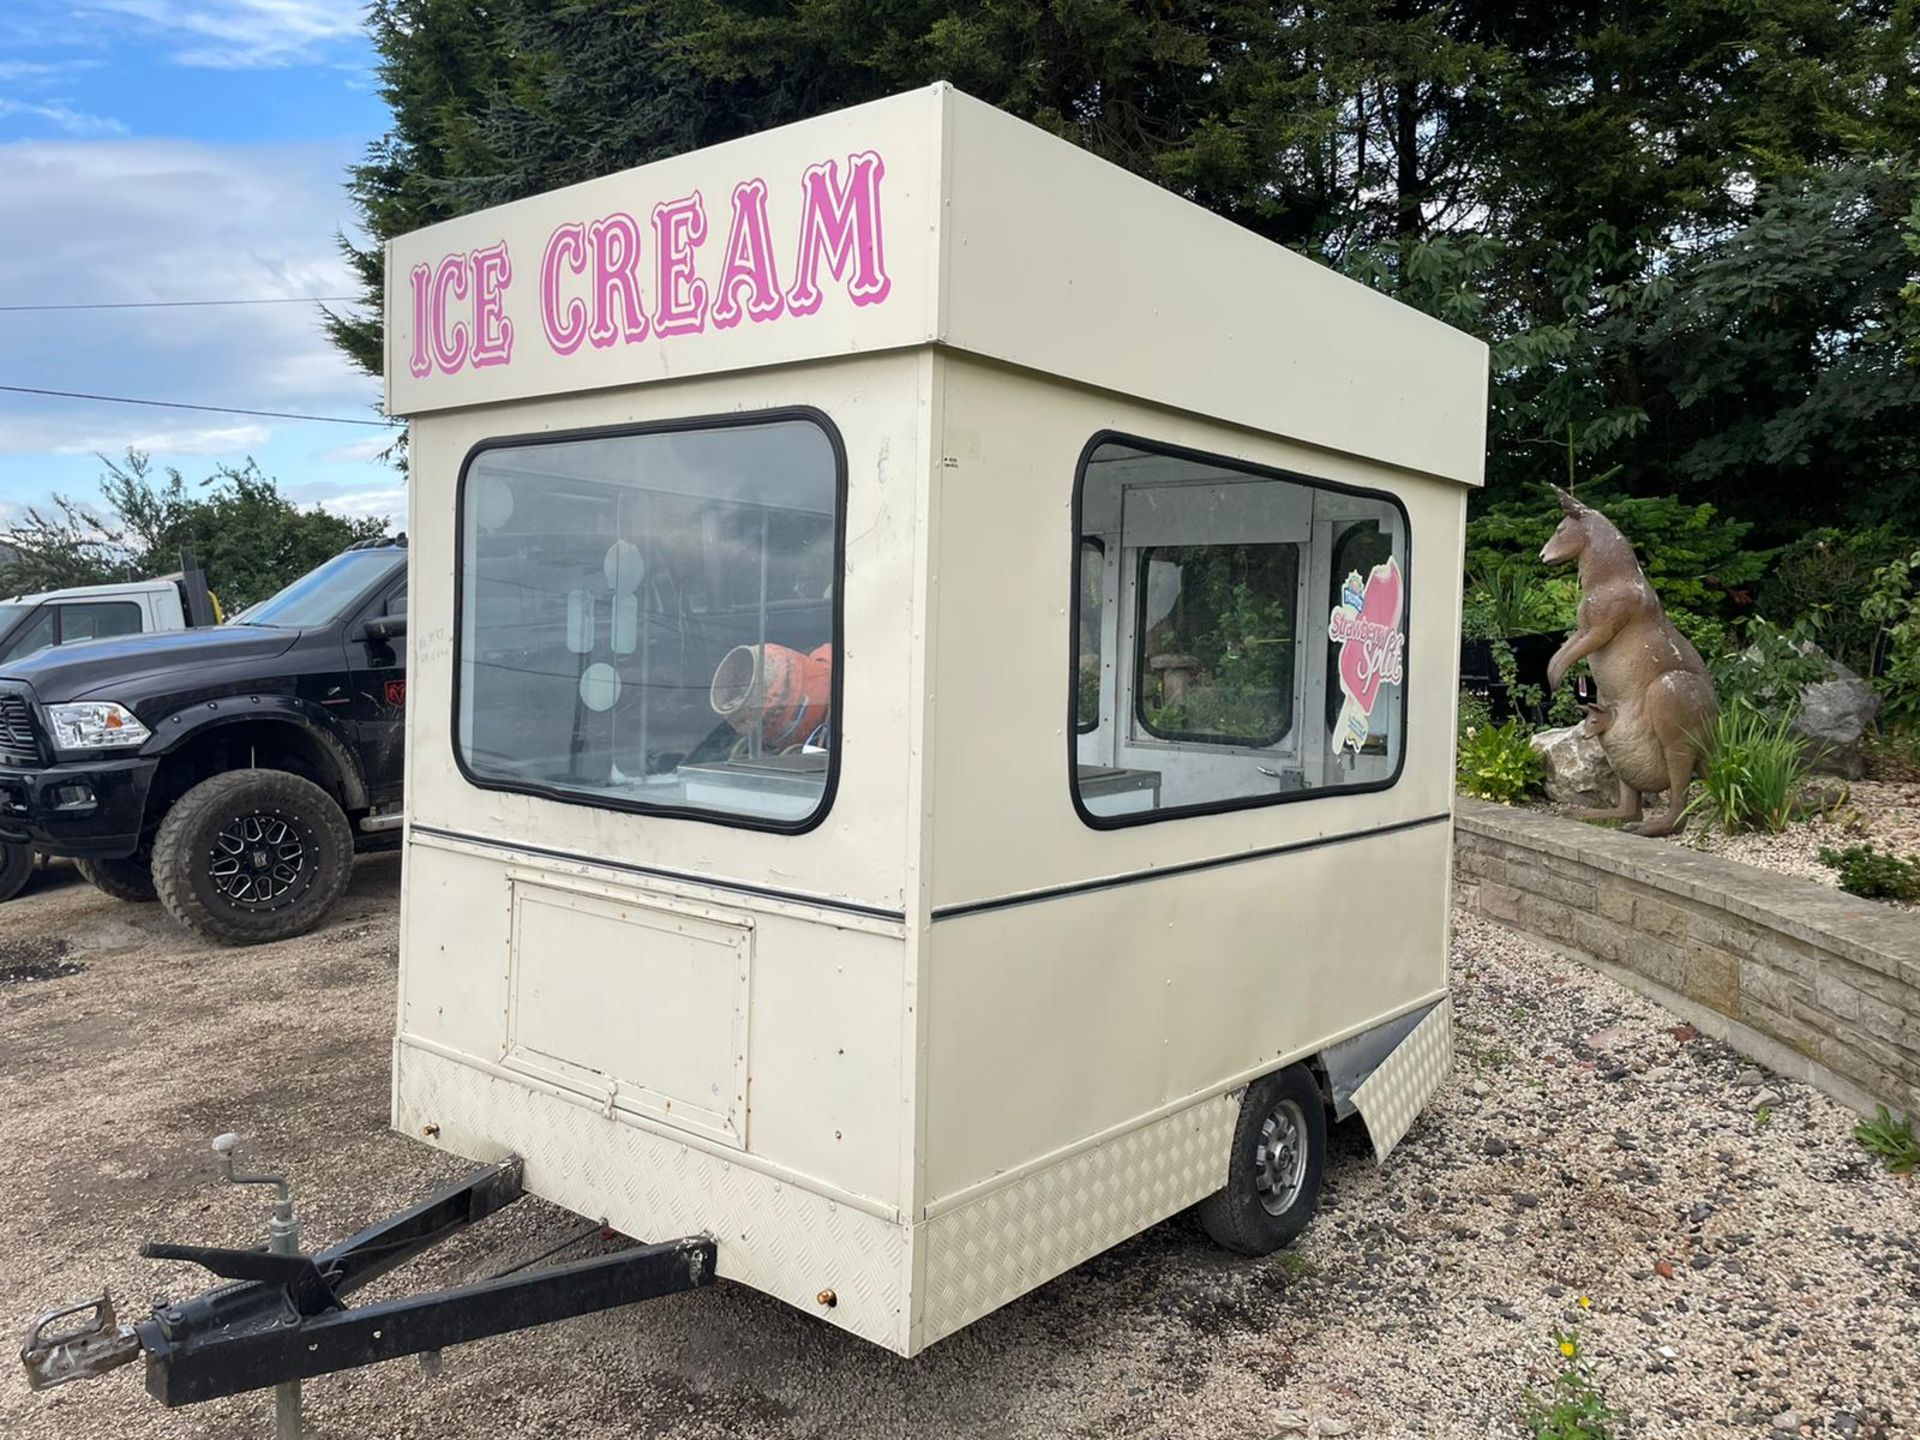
[0,453,389,611]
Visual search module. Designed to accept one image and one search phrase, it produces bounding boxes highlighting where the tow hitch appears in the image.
[19,1133,716,1436]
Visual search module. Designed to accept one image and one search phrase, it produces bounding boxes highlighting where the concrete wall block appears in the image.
[1476,882,1524,925]
[1750,933,1820,982]
[1684,942,1741,1014]
[1633,895,1690,943]
[1812,969,1867,1025]
[1595,878,1638,926]
[1516,891,1580,945]
[1740,963,1805,1015]
[1525,871,1598,910]
[1686,910,1763,959]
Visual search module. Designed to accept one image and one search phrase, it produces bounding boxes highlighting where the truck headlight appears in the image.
[45,702,151,751]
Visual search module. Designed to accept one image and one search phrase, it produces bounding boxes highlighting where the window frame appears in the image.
[451,406,849,837]
[1068,430,1413,832]
[54,599,144,645]
[1074,536,1107,735]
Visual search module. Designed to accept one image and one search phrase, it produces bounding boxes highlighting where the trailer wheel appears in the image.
[75,855,158,903]
[1198,1064,1327,1257]
[0,843,34,902]
[151,769,354,946]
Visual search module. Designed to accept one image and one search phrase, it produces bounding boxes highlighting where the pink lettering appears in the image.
[469,241,514,368]
[428,254,471,374]
[652,193,709,336]
[407,261,434,379]
[787,152,891,316]
[710,178,784,329]
[587,213,648,349]
[540,223,589,355]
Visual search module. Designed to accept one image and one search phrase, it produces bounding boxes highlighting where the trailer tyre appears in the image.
[0,843,34,902]
[1198,1064,1327,1257]
[75,854,158,903]
[151,769,354,946]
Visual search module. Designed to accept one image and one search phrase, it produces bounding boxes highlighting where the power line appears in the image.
[0,296,361,313]
[0,384,392,428]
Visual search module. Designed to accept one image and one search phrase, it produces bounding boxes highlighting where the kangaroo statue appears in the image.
[1539,486,1717,837]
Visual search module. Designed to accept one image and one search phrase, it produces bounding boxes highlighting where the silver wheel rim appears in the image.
[1254,1098,1309,1216]
[209,811,308,909]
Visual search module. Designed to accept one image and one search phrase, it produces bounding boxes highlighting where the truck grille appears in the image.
[0,694,40,764]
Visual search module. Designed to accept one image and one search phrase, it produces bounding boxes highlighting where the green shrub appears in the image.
[1458,688,1495,737]
[1686,705,1808,834]
[1757,525,1914,671]
[1710,617,1830,712]
[1818,843,1920,902]
[1458,718,1544,803]
[1854,1105,1920,1175]
[1463,560,1578,640]
[1862,545,1920,726]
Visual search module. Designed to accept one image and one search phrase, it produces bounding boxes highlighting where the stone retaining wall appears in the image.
[1453,798,1920,1122]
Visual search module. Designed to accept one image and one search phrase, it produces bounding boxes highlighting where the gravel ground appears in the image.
[1670,780,1920,911]
[1,863,1915,1439]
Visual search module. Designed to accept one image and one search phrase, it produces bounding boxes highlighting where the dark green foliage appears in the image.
[0,454,389,612]
[1457,718,1543,804]
[1757,526,1917,673]
[1818,843,1920,903]
[1710,617,1833,713]
[331,0,1920,551]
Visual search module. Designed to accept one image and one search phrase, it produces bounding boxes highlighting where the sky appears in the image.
[0,0,401,532]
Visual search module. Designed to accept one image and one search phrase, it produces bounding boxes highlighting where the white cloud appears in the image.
[282,477,402,523]
[87,0,364,69]
[53,423,272,455]
[315,434,397,465]
[0,99,127,137]
[0,60,102,87]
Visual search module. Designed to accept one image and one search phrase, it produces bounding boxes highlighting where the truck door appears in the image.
[343,576,408,806]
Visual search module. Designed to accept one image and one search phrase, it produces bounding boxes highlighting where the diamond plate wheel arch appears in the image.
[913,1095,1237,1350]
[1350,994,1453,1162]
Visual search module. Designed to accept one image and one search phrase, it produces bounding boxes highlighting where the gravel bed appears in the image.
[0,868,1913,1438]
[1673,780,1920,911]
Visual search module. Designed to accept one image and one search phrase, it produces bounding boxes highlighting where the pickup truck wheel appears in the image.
[0,843,34,902]
[75,855,158,903]
[151,769,354,946]
[1197,1064,1328,1257]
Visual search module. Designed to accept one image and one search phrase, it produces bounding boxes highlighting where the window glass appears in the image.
[0,606,56,664]
[1075,539,1104,732]
[57,600,142,643]
[1072,438,1407,825]
[238,550,402,629]
[457,416,841,828]
[1136,544,1297,745]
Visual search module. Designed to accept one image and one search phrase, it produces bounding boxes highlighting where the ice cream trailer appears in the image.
[23,84,1484,1413]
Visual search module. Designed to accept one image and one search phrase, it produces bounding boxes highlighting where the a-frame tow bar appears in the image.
[19,1135,715,1437]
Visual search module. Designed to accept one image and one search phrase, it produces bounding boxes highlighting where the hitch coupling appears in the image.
[20,1293,140,1390]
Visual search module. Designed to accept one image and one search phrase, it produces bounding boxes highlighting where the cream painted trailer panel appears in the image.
[381,86,1481,1361]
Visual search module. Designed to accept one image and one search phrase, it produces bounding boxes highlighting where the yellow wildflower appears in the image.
[1559,1339,1576,1359]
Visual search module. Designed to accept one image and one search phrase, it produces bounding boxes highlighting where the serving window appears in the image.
[456,413,843,830]
[1072,437,1408,826]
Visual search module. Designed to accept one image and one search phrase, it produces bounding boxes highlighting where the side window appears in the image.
[0,607,56,663]
[57,601,143,644]
[457,413,843,830]
[1072,437,1408,826]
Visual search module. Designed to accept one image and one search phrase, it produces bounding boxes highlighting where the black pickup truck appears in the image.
[0,539,407,943]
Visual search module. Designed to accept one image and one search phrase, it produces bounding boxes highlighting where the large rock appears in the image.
[1530,724,1619,808]
[1791,666,1880,779]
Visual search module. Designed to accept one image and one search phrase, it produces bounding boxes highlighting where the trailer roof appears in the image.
[386,85,1486,487]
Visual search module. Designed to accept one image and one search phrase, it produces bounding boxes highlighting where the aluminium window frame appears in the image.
[450,406,849,838]
[1067,430,1414,832]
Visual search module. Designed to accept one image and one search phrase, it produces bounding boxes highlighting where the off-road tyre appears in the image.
[151,769,353,946]
[0,843,34,902]
[76,854,157,903]
[1197,1064,1328,1257]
